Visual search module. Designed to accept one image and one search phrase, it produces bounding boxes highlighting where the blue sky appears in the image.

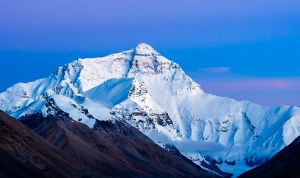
[0,0,300,106]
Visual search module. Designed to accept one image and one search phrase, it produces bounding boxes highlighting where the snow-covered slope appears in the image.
[11,94,110,128]
[0,73,84,113]
[84,77,178,139]
[1,43,300,177]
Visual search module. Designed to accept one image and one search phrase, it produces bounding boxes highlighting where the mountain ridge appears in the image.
[1,43,300,177]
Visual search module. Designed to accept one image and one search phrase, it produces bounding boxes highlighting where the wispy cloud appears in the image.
[219,78,299,91]
[188,68,300,106]
[198,67,231,73]
[148,132,225,156]
[197,77,300,106]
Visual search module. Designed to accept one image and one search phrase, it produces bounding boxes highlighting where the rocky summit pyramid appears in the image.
[1,43,300,177]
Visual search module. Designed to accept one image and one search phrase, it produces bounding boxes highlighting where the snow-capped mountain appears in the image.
[1,43,300,177]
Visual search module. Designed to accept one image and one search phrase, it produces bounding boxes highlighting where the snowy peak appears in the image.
[46,43,202,94]
[135,43,155,50]
[134,43,160,56]
[0,43,202,114]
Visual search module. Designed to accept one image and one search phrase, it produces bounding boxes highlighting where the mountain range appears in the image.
[1,43,300,177]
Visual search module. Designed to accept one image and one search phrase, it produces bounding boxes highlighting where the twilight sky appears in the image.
[0,0,300,106]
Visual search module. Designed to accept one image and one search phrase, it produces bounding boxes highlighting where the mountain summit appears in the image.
[134,43,160,55]
[0,44,300,177]
[135,42,154,50]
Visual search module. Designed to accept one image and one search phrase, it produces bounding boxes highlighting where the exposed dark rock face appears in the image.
[4,109,220,178]
[239,136,300,178]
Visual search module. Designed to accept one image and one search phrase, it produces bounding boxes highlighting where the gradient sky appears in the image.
[0,0,300,106]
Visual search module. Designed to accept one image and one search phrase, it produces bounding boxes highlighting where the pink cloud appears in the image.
[208,78,300,91]
[191,71,300,106]
[199,67,231,73]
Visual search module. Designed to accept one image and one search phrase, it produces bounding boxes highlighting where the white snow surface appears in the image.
[1,43,300,176]
[10,95,110,128]
[218,161,255,178]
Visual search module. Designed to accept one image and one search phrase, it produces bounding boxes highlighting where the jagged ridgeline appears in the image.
[1,43,300,177]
